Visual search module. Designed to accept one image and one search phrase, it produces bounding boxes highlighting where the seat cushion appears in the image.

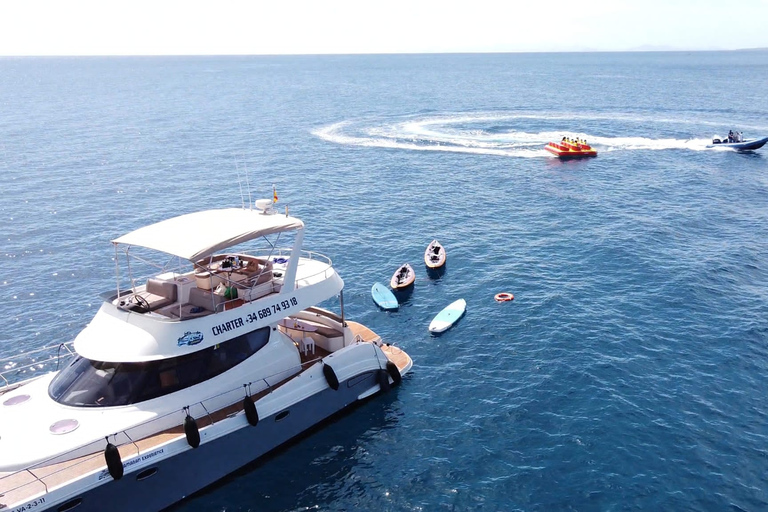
[146,278,178,302]
[188,287,225,311]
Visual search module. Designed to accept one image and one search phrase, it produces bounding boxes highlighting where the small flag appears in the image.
[273,185,278,203]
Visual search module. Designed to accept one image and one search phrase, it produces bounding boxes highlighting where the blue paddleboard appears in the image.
[372,282,398,310]
[429,298,466,333]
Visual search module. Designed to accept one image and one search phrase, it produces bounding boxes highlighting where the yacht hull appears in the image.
[16,370,382,512]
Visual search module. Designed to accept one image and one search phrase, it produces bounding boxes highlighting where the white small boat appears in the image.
[0,202,412,512]
[424,239,446,269]
[390,263,415,289]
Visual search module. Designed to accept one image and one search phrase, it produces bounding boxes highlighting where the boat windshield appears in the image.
[48,327,270,407]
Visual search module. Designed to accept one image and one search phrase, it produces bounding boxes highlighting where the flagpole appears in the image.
[272,184,278,212]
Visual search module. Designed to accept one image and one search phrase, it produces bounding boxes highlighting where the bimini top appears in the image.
[112,207,304,261]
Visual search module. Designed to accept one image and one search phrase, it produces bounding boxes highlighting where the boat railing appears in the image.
[0,364,303,502]
[179,249,335,313]
[251,248,336,284]
[305,306,343,324]
[0,342,76,389]
[101,249,334,315]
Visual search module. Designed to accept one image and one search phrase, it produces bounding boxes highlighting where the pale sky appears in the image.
[1,0,767,56]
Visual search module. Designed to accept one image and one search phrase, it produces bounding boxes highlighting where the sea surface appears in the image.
[2,51,768,511]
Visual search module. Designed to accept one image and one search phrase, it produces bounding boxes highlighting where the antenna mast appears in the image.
[243,161,253,210]
[236,160,245,209]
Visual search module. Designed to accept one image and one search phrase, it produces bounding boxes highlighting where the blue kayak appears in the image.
[371,282,398,310]
[706,135,768,151]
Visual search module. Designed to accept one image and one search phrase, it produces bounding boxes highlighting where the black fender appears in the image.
[386,361,402,386]
[323,363,339,390]
[184,414,201,448]
[243,396,259,426]
[377,369,391,393]
[104,441,124,480]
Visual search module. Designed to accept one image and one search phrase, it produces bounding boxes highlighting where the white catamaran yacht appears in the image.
[0,202,412,512]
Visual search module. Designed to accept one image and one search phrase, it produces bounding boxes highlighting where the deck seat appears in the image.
[235,261,275,302]
[161,287,224,320]
[235,260,273,285]
[305,323,339,338]
[300,337,315,356]
[238,280,275,302]
[188,287,226,312]
[143,278,178,311]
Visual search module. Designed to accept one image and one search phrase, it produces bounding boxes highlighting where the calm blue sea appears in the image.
[2,51,768,511]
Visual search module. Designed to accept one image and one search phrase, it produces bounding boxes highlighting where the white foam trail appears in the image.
[314,122,548,158]
[592,136,713,151]
[313,113,768,158]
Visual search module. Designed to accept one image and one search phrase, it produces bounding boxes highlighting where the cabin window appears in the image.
[48,327,270,407]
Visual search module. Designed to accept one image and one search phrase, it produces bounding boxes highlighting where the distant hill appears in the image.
[626,45,768,52]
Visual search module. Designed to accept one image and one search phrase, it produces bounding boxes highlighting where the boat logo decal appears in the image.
[177,331,204,347]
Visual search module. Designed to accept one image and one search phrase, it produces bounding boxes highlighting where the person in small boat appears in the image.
[728,130,734,143]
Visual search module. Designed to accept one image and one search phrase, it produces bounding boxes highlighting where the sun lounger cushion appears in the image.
[143,278,178,310]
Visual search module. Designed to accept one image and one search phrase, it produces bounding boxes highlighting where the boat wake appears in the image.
[313,112,755,158]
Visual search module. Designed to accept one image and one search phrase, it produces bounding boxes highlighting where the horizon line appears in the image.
[1,47,766,58]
